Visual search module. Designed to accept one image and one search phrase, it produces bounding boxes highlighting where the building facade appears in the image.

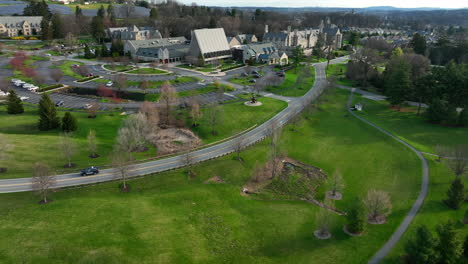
[0,16,42,37]
[188,28,232,64]
[124,37,188,63]
[107,26,162,41]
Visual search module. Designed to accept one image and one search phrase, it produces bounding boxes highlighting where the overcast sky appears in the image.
[178,0,467,8]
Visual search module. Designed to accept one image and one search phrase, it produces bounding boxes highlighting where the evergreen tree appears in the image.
[40,17,52,41]
[412,33,427,55]
[84,45,93,59]
[107,4,116,25]
[346,200,366,234]
[208,16,216,28]
[62,112,77,132]
[100,42,109,57]
[427,97,448,124]
[292,45,305,72]
[110,39,124,57]
[51,14,64,39]
[385,58,412,108]
[464,234,468,258]
[94,46,101,58]
[435,221,463,264]
[23,0,51,19]
[91,16,106,43]
[75,5,83,18]
[6,90,24,114]
[445,178,465,209]
[38,93,60,131]
[149,7,158,19]
[404,225,437,264]
[458,107,468,126]
[97,5,106,18]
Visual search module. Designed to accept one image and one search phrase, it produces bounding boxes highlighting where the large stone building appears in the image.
[188,28,232,64]
[233,42,288,65]
[107,26,162,41]
[0,16,42,37]
[319,18,343,49]
[124,37,188,63]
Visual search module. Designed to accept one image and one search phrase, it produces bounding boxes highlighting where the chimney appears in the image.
[265,24,269,34]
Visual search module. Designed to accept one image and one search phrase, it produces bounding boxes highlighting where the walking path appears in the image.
[346,90,429,264]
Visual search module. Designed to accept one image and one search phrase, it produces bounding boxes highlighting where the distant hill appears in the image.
[225,6,465,14]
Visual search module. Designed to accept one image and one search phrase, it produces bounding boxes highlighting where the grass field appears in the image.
[103,64,134,72]
[0,93,285,179]
[351,93,468,153]
[53,60,85,80]
[0,88,423,263]
[127,68,168,75]
[266,66,316,97]
[326,63,356,87]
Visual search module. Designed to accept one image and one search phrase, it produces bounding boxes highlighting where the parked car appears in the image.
[55,101,65,107]
[251,70,259,75]
[249,79,256,83]
[241,72,248,77]
[45,53,52,57]
[19,96,29,101]
[253,74,262,79]
[277,73,285,77]
[11,79,19,83]
[28,87,38,92]
[80,166,99,176]
[106,81,113,87]
[86,73,94,77]
[83,103,92,110]
[72,64,80,68]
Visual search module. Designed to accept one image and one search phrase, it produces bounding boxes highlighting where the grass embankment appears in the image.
[345,93,468,262]
[0,94,285,179]
[103,64,134,73]
[351,94,468,153]
[0,89,422,263]
[265,66,316,97]
[95,77,198,89]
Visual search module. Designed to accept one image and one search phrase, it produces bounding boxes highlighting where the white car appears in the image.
[45,53,52,57]
[11,79,19,83]
[106,81,113,87]
[23,84,34,89]
[28,86,38,92]
[14,81,25,86]
[20,96,29,101]
[83,104,92,109]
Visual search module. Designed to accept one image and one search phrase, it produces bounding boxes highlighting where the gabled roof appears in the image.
[263,32,288,41]
[244,42,277,55]
[191,28,230,54]
[0,16,42,27]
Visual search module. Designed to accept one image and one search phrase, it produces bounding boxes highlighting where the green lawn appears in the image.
[103,64,134,72]
[351,93,468,153]
[326,63,356,87]
[53,60,85,80]
[126,68,168,75]
[0,89,422,263]
[266,66,316,97]
[228,76,255,86]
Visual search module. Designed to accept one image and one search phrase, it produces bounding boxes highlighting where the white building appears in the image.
[188,28,232,64]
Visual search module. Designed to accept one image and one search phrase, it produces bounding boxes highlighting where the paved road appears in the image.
[0,57,347,193]
[346,90,429,264]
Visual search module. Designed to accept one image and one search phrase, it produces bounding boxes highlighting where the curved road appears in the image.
[0,57,347,193]
[346,90,429,264]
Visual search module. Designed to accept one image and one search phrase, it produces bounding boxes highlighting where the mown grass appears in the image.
[127,68,168,75]
[351,93,468,153]
[103,64,134,72]
[53,60,84,80]
[266,66,315,97]
[0,89,422,263]
[326,63,356,87]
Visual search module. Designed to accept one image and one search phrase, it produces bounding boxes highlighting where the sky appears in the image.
[177,0,467,9]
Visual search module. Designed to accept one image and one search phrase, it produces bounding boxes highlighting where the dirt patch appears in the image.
[368,215,387,225]
[314,230,331,240]
[204,176,225,184]
[326,191,343,200]
[147,128,201,155]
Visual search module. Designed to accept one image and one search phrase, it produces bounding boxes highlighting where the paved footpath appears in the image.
[346,90,429,264]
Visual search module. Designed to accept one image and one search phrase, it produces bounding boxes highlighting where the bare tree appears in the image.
[233,136,245,162]
[139,101,160,133]
[159,81,178,127]
[32,162,56,204]
[435,144,449,162]
[207,102,222,135]
[0,79,10,93]
[87,102,99,118]
[59,132,76,168]
[363,189,392,224]
[50,68,64,83]
[139,79,148,94]
[314,201,334,239]
[444,145,468,178]
[64,32,79,50]
[244,65,252,75]
[0,134,13,173]
[87,130,98,158]
[326,170,345,200]
[112,150,133,192]
[270,120,282,179]
[117,113,148,153]
[114,74,127,93]
[189,97,201,127]
[181,142,195,178]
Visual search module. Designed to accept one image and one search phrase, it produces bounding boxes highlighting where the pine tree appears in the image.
[463,234,468,258]
[445,178,465,209]
[38,93,60,131]
[149,7,158,19]
[426,97,448,124]
[40,17,52,41]
[97,5,106,18]
[435,221,463,264]
[6,90,24,114]
[75,5,83,18]
[51,14,64,39]
[346,200,366,234]
[84,45,93,59]
[412,33,427,55]
[100,42,109,57]
[385,58,412,108]
[62,112,77,132]
[91,16,106,43]
[404,225,437,264]
[107,4,116,25]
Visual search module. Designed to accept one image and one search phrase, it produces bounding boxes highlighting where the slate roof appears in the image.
[263,32,288,41]
[0,16,42,27]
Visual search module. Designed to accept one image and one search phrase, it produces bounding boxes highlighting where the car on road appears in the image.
[72,64,80,68]
[83,103,92,110]
[86,73,94,77]
[251,70,259,75]
[28,86,38,92]
[19,96,29,101]
[45,53,52,57]
[249,79,256,83]
[55,101,65,107]
[106,81,113,87]
[241,72,248,77]
[80,166,99,176]
[253,74,262,78]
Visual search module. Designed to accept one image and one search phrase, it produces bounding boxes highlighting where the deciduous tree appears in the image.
[32,162,55,204]
[59,132,76,168]
[50,68,64,83]
[363,189,392,224]
[159,82,178,127]
[87,129,98,158]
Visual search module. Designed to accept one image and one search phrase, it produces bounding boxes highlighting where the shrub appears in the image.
[445,178,464,209]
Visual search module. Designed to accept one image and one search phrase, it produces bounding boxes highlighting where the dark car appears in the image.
[251,70,259,75]
[253,74,262,78]
[86,73,94,77]
[249,79,256,83]
[80,166,99,176]
[55,101,64,107]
